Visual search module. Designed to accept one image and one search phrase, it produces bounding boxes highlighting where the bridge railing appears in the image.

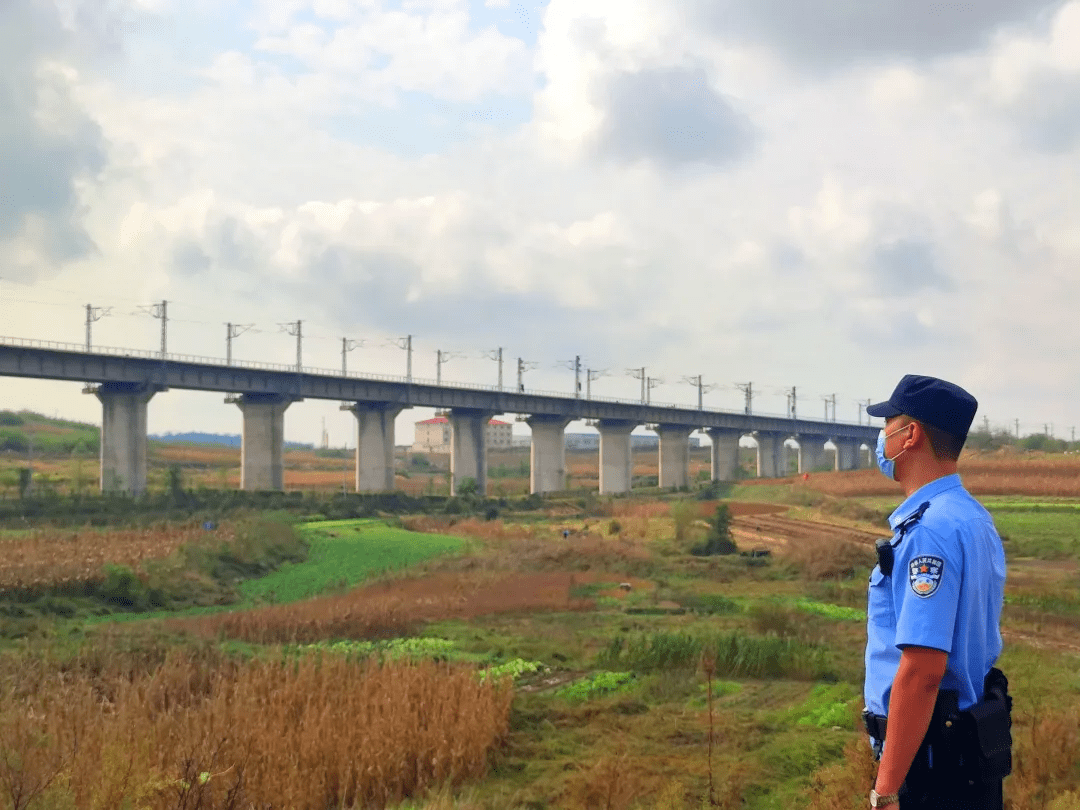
[0,335,869,426]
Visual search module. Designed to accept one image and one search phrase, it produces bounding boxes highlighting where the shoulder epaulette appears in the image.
[894,501,931,545]
[876,501,931,577]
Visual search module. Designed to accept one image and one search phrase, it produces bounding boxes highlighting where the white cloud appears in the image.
[5,0,1080,441]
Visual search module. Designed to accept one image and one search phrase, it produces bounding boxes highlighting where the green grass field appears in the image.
[989,510,1080,560]
[239,518,464,604]
[3,491,1079,810]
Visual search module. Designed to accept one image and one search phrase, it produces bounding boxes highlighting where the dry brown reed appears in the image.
[792,454,1080,499]
[779,533,877,580]
[801,703,1080,810]
[801,737,879,810]
[0,524,236,590]
[0,646,512,810]
[172,571,593,644]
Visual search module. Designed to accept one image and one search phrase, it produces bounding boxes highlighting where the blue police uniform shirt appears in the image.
[864,473,1006,716]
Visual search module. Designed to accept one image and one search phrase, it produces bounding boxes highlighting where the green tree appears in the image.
[670,499,698,547]
[167,465,185,501]
[692,503,737,556]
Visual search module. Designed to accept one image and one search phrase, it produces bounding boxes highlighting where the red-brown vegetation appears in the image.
[0,524,234,590]
[172,571,594,644]
[759,453,1080,498]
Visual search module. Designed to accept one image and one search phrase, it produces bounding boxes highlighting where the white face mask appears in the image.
[875,424,911,481]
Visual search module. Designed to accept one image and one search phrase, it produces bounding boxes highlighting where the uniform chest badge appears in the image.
[909,555,944,598]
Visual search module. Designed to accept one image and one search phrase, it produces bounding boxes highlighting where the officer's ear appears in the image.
[904,420,925,452]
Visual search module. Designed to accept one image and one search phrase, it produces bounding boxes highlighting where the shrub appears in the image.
[691,504,737,556]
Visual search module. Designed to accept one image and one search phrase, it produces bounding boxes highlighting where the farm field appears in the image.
[1,472,1079,808]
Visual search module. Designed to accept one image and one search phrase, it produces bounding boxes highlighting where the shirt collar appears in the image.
[888,473,963,530]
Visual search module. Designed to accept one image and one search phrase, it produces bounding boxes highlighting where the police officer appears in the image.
[863,375,1008,809]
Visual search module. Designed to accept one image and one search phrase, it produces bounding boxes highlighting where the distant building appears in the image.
[565,432,600,451]
[412,416,513,453]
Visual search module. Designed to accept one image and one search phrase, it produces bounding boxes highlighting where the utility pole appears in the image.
[823,394,837,422]
[628,367,647,403]
[575,355,581,398]
[516,357,538,392]
[226,323,253,366]
[683,375,716,411]
[484,348,504,390]
[1015,418,1020,438]
[586,368,605,400]
[280,320,302,371]
[435,350,461,385]
[85,304,111,351]
[341,337,362,375]
[788,386,797,420]
[392,335,413,382]
[646,377,662,404]
[735,382,753,415]
[983,415,990,434]
[139,300,169,357]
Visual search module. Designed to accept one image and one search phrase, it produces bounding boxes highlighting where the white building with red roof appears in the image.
[412,415,513,453]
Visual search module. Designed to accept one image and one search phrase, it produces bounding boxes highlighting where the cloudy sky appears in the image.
[3,0,1079,447]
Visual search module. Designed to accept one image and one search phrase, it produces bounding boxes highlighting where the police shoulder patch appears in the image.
[908,555,945,598]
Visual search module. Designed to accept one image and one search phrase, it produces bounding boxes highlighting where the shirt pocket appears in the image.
[867,568,895,629]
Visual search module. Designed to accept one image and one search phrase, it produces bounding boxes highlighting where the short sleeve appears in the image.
[892,525,961,653]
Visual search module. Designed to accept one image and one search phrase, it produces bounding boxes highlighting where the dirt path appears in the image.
[731,513,882,554]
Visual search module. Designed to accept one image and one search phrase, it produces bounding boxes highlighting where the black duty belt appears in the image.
[863,710,888,742]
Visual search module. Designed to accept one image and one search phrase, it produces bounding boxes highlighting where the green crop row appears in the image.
[239,519,463,604]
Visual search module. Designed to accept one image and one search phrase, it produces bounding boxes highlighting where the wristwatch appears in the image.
[870,789,899,807]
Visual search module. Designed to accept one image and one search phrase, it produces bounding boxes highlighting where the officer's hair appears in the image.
[897,416,965,461]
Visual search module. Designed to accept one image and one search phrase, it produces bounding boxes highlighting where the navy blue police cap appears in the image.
[866,374,978,440]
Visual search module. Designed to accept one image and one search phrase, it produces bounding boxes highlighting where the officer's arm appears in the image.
[874,646,948,797]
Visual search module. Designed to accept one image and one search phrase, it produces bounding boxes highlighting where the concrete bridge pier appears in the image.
[657,425,692,489]
[349,402,405,492]
[598,420,636,494]
[236,393,296,490]
[449,408,494,495]
[798,438,831,473]
[95,382,157,495]
[755,432,785,478]
[527,415,571,494]
[707,428,741,481]
[835,438,862,471]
